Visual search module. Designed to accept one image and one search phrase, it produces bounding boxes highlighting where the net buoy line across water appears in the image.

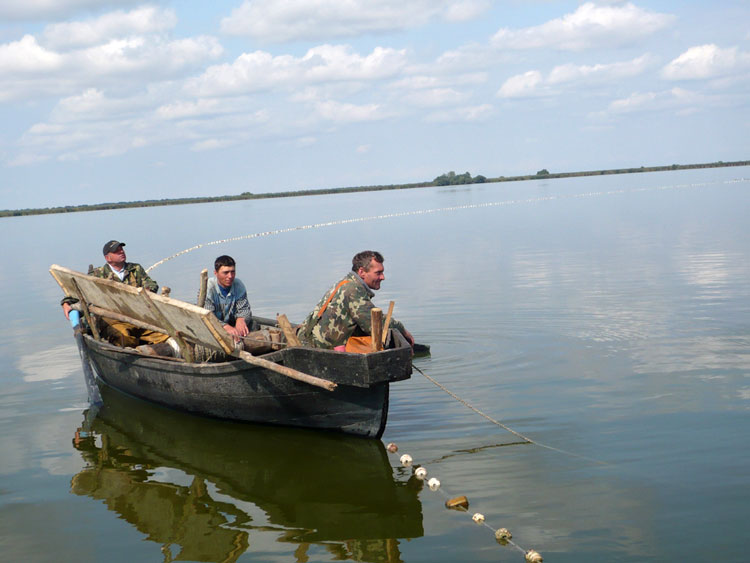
[386,442,544,562]
[145,178,740,273]
[396,364,610,560]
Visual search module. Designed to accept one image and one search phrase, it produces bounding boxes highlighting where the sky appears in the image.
[1,0,748,209]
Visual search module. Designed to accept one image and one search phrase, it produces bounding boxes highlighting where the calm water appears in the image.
[1,168,748,562]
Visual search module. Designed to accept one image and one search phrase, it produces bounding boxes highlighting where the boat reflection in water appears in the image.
[70,386,424,562]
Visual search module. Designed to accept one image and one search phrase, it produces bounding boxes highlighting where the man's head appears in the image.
[214,255,236,289]
[102,240,126,267]
[352,250,385,290]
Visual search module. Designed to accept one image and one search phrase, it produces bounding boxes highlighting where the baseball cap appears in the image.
[102,240,126,255]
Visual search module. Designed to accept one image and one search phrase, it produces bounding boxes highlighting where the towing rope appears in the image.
[412,364,609,466]
[146,178,742,272]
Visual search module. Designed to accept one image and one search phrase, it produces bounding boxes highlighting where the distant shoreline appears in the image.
[2,159,748,218]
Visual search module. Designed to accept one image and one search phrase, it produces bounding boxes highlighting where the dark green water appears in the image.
[1,168,748,561]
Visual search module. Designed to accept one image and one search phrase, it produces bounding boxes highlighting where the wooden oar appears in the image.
[235,350,336,391]
[382,300,395,345]
[199,312,336,391]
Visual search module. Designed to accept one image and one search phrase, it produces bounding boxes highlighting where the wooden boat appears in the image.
[50,265,413,438]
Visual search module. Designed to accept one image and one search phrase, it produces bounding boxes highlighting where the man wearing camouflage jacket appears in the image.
[88,241,158,291]
[298,250,414,349]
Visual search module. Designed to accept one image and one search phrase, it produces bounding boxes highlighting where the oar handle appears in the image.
[236,350,337,391]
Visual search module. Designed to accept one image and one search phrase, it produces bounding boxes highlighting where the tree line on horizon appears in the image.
[2,159,747,218]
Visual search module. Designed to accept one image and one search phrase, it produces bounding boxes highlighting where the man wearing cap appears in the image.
[61,240,167,347]
[89,240,159,290]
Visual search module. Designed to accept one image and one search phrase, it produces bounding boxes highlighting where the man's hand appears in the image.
[223,319,250,342]
[223,324,241,342]
[402,328,415,347]
[234,318,250,338]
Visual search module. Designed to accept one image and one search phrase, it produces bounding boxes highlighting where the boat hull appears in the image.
[84,335,409,438]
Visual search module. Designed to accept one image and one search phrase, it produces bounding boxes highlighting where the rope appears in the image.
[146,178,742,272]
[412,364,609,466]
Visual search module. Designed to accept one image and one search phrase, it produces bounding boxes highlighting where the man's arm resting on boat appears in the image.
[61,296,80,320]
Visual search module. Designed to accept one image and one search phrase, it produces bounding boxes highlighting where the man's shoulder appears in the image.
[124,262,146,272]
[232,278,247,295]
[89,264,110,277]
[339,273,371,300]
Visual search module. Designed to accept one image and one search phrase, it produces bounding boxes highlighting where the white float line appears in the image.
[146,178,743,272]
[388,445,539,561]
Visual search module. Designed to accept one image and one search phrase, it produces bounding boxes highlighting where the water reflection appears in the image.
[70,386,423,562]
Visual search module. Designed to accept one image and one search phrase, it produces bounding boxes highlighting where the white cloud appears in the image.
[497,70,543,98]
[220,0,491,42]
[492,2,674,51]
[18,344,80,382]
[547,54,654,84]
[605,87,704,115]
[191,138,232,152]
[425,103,493,122]
[498,55,654,99]
[0,0,142,21]
[662,44,750,80]
[64,35,223,77]
[443,0,491,23]
[41,6,176,50]
[12,82,277,164]
[155,99,222,120]
[6,152,50,167]
[314,100,386,122]
[296,136,317,148]
[0,35,62,73]
[390,72,487,90]
[0,9,223,102]
[435,43,502,72]
[403,87,469,107]
[187,45,407,97]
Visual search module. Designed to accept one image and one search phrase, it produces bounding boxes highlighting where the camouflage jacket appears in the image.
[298,271,406,349]
[61,262,158,307]
[89,262,159,292]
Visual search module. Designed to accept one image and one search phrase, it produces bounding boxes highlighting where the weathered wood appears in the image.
[137,289,194,363]
[276,314,301,347]
[371,308,383,352]
[50,264,232,352]
[197,269,208,307]
[201,315,235,355]
[382,301,395,345]
[71,278,101,341]
[51,265,340,391]
[236,350,337,391]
